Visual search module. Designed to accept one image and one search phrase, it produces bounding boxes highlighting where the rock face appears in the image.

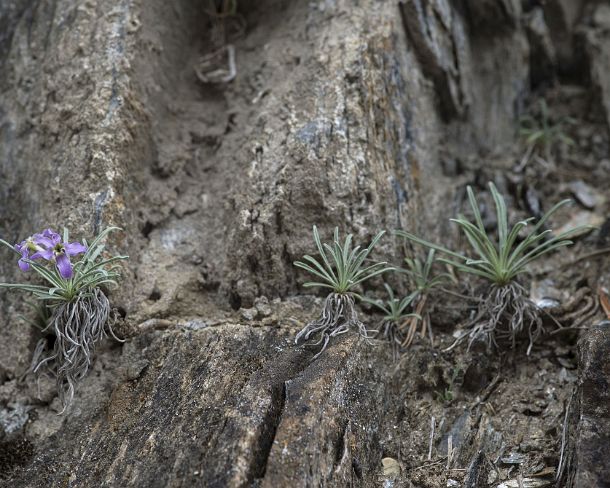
[6,323,413,487]
[571,324,610,487]
[582,3,610,129]
[0,0,609,486]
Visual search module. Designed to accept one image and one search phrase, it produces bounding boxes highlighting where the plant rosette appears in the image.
[397,182,590,355]
[362,284,420,361]
[0,226,128,411]
[294,226,393,360]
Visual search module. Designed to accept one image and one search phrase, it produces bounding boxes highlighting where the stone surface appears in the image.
[571,323,610,487]
[4,324,407,487]
[583,4,610,129]
[525,7,557,87]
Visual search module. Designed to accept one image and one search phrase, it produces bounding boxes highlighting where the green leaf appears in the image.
[0,239,19,255]
[397,184,577,286]
[295,227,388,294]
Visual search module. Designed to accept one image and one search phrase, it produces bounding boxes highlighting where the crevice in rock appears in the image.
[247,381,287,482]
[332,418,349,469]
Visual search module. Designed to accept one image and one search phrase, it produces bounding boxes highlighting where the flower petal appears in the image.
[34,236,55,249]
[64,242,87,256]
[18,259,30,271]
[41,229,61,242]
[55,253,73,279]
[31,249,53,260]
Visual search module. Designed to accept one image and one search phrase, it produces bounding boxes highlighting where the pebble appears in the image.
[501,452,527,465]
[254,296,272,317]
[240,307,258,321]
[568,180,603,209]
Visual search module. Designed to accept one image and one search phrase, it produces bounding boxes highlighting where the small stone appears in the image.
[254,296,272,317]
[240,307,258,321]
[261,316,277,327]
[497,479,549,488]
[381,457,400,477]
[501,452,527,465]
[126,359,150,381]
[182,320,208,331]
[557,357,577,370]
[0,403,31,434]
[555,211,604,238]
[568,180,604,209]
[521,439,543,452]
[487,469,498,485]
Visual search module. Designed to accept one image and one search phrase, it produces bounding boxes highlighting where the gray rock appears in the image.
[254,296,272,317]
[240,307,258,321]
[583,5,610,129]
[525,7,557,86]
[571,323,610,486]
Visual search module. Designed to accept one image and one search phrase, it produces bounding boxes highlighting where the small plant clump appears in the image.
[397,182,584,355]
[398,249,451,347]
[294,226,393,359]
[0,227,127,411]
[362,285,419,360]
[519,99,575,162]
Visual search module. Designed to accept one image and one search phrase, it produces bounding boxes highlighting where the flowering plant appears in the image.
[0,226,128,411]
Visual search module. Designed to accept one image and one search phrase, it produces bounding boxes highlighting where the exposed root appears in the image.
[447,282,544,355]
[401,294,429,348]
[196,0,245,84]
[377,320,401,361]
[32,288,122,412]
[295,293,370,360]
[195,45,237,84]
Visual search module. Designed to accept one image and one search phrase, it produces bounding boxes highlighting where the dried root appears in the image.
[195,44,237,84]
[377,320,402,361]
[32,288,122,412]
[295,293,370,360]
[196,0,246,84]
[448,282,544,355]
[401,294,430,348]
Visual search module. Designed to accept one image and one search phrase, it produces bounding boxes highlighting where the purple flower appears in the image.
[13,229,54,271]
[14,238,39,271]
[28,229,87,279]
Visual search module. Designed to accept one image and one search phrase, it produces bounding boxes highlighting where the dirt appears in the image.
[0,0,609,486]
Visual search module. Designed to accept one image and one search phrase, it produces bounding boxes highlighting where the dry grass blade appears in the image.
[599,286,610,320]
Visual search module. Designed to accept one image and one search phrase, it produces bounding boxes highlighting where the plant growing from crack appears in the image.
[294,226,393,359]
[0,227,127,411]
[397,182,585,355]
[520,99,575,163]
[361,284,419,360]
[434,367,461,405]
[398,249,452,348]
